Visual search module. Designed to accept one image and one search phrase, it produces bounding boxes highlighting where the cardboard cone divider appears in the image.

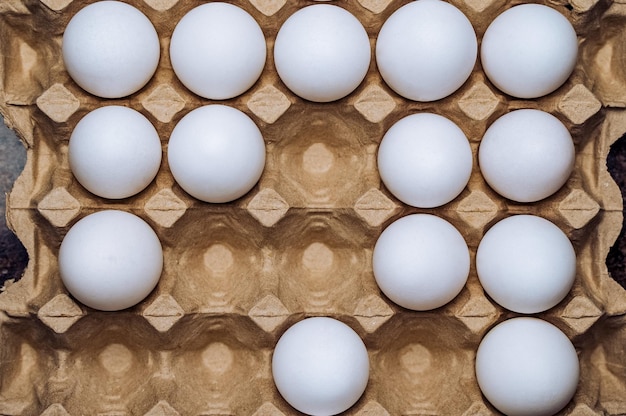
[1,0,626,414]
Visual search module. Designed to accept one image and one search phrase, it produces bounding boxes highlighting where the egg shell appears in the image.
[481,3,578,99]
[62,1,160,98]
[377,113,473,208]
[372,214,470,311]
[376,0,477,102]
[476,317,580,416]
[58,210,163,311]
[272,317,370,416]
[478,109,575,203]
[170,2,267,100]
[167,105,266,203]
[68,106,162,199]
[274,4,371,102]
[476,215,577,314]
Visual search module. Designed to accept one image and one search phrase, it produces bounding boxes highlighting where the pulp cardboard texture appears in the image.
[1,0,626,414]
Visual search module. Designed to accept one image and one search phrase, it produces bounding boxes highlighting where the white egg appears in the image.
[476,215,576,314]
[59,210,163,311]
[170,3,266,100]
[481,4,578,98]
[476,318,579,416]
[167,105,266,203]
[272,317,369,416]
[478,109,575,203]
[69,106,162,199]
[377,113,472,208]
[274,5,371,102]
[376,0,477,102]
[372,214,470,311]
[62,1,160,98]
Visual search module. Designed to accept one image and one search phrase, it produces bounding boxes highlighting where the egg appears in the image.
[170,3,266,100]
[476,318,579,416]
[62,1,160,98]
[272,317,369,416]
[478,109,575,203]
[69,106,162,199]
[274,5,371,102]
[372,214,470,311]
[167,105,266,203]
[476,215,576,314]
[59,210,163,311]
[481,4,578,98]
[376,0,477,102]
[377,113,472,208]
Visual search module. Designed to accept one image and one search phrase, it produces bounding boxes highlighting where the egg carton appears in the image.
[1,0,626,414]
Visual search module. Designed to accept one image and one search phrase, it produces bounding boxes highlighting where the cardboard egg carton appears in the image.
[1,0,626,414]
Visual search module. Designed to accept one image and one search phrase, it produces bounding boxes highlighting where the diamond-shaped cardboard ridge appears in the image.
[354,188,398,227]
[458,81,501,121]
[355,401,391,416]
[144,188,188,228]
[40,403,71,416]
[456,295,500,334]
[561,295,603,334]
[357,0,394,14]
[37,187,81,228]
[558,84,602,125]
[142,295,184,332]
[144,400,180,416]
[559,189,601,229]
[248,294,290,333]
[39,0,73,11]
[143,0,180,12]
[251,402,286,416]
[461,402,492,416]
[354,294,394,333]
[142,84,186,123]
[354,84,397,123]
[248,0,287,16]
[37,294,83,333]
[246,188,290,227]
[36,84,80,123]
[463,0,498,12]
[456,190,500,230]
[247,85,292,124]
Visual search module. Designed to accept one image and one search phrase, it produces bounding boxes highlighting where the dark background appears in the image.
[0,116,28,287]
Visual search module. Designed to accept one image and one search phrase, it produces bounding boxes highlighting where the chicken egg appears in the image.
[272,317,369,416]
[377,113,473,208]
[481,4,578,98]
[373,214,470,311]
[376,0,477,102]
[274,4,371,102]
[170,3,266,100]
[59,210,163,311]
[478,109,575,203]
[476,317,579,416]
[69,106,162,199]
[62,1,160,98]
[167,105,266,203]
[476,215,576,314]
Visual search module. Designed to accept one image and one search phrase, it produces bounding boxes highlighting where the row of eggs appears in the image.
[58,210,578,416]
[70,105,574,206]
[63,0,578,102]
[273,316,579,416]
[59,210,575,315]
